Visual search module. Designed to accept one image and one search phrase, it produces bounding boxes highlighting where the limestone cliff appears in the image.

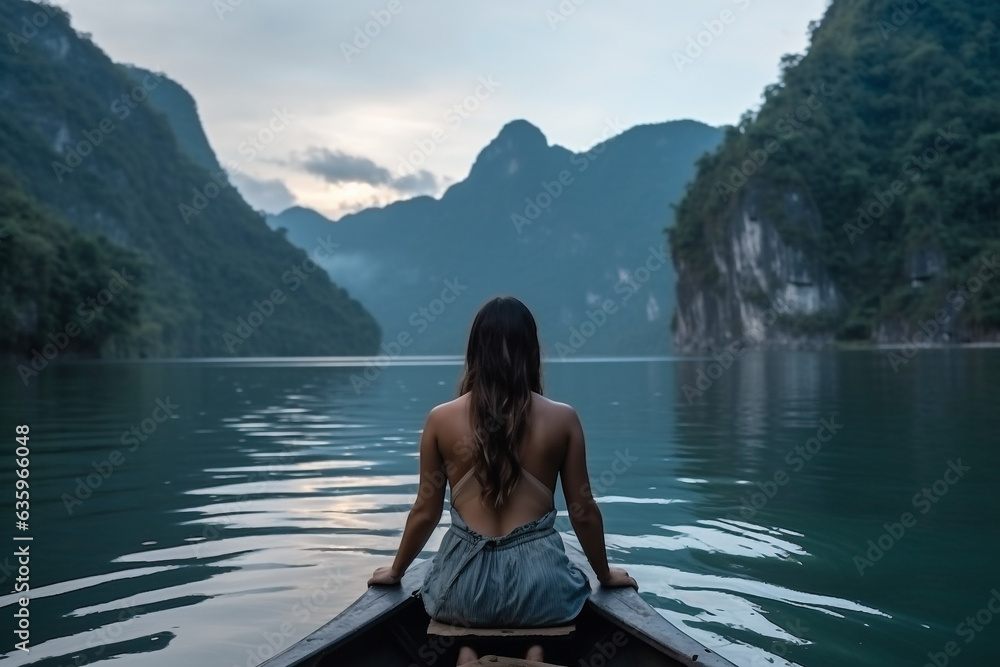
[668,0,1000,349]
[672,184,840,351]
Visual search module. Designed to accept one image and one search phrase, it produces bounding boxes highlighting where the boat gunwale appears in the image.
[260,548,740,667]
[258,560,433,667]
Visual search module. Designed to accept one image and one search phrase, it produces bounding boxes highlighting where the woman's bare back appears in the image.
[368,296,637,593]
[432,391,573,537]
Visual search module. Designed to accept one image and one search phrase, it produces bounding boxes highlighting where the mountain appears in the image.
[668,0,1000,350]
[122,64,222,174]
[0,1,380,358]
[268,119,724,356]
[0,167,146,366]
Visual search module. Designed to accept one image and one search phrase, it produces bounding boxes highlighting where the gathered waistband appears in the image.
[447,506,558,551]
[422,506,591,626]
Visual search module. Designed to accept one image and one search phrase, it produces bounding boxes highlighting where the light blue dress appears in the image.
[420,469,591,627]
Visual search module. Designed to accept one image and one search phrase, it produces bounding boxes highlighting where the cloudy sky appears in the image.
[53,0,830,219]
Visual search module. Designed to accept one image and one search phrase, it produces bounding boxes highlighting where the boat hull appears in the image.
[261,549,737,667]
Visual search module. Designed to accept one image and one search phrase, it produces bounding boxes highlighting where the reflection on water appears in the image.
[0,351,997,666]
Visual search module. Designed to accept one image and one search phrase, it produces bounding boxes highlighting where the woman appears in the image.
[368,296,637,665]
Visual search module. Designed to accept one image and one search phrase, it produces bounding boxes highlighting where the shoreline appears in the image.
[5,343,1000,368]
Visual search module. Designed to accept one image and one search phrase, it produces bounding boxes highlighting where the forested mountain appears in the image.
[122,64,223,174]
[0,1,380,359]
[669,0,1000,349]
[268,119,723,356]
[0,168,146,366]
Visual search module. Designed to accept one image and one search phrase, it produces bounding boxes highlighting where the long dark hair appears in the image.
[457,296,543,509]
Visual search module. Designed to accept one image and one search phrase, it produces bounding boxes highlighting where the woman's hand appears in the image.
[598,567,638,590]
[367,566,402,587]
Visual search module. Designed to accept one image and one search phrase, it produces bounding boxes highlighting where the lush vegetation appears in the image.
[0,1,380,357]
[669,0,1000,339]
[0,168,147,358]
[121,64,224,174]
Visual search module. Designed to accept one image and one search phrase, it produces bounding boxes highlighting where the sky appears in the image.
[51,0,831,220]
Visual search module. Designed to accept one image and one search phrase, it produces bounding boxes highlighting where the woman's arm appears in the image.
[559,406,637,589]
[368,408,446,586]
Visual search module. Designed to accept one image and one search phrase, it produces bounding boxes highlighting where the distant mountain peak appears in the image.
[496,119,547,147]
[471,120,549,175]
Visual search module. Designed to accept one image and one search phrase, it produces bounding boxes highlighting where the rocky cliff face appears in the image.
[672,184,840,351]
[668,0,1000,348]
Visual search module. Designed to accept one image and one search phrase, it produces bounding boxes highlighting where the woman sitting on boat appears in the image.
[368,296,637,664]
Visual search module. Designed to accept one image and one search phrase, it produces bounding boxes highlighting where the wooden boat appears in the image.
[261,546,738,667]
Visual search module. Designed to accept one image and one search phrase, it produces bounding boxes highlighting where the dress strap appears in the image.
[521,469,556,509]
[453,467,554,509]
[450,467,476,504]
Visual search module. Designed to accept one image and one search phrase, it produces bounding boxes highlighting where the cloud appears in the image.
[300,148,390,186]
[297,147,437,194]
[393,169,438,193]
[229,172,297,213]
[54,0,829,213]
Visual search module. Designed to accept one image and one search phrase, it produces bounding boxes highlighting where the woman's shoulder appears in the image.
[427,392,578,428]
[431,393,468,412]
[531,393,579,422]
[426,393,469,425]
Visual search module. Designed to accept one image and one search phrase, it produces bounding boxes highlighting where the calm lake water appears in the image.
[1,351,998,666]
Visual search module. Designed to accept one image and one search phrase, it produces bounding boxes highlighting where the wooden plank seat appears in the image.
[470,656,566,666]
[427,619,576,637]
